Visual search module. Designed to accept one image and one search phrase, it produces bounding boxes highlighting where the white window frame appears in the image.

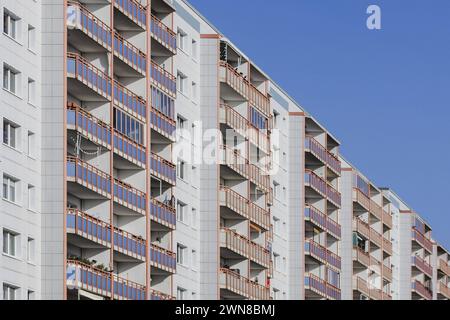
[176,200,187,223]
[3,175,18,203]
[177,28,187,53]
[3,64,20,95]
[27,237,35,263]
[27,24,36,51]
[27,131,36,158]
[27,78,36,105]
[3,229,19,257]
[3,9,20,41]
[177,72,188,96]
[3,283,19,300]
[3,119,19,149]
[177,243,187,266]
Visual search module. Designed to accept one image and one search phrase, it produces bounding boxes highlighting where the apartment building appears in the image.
[0,0,41,300]
[340,159,393,300]
[0,0,449,301]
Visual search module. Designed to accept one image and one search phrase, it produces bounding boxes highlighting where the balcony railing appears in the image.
[150,153,176,185]
[221,146,270,193]
[150,61,176,97]
[219,61,271,118]
[383,264,393,282]
[150,198,176,230]
[67,2,112,50]
[305,240,341,270]
[370,228,383,248]
[412,228,433,253]
[113,226,146,261]
[67,156,111,197]
[66,260,112,299]
[353,218,370,240]
[67,53,112,100]
[412,280,432,300]
[67,103,111,149]
[353,247,370,267]
[113,79,147,121]
[150,106,176,140]
[219,268,270,300]
[305,136,341,175]
[150,244,176,273]
[113,33,146,74]
[353,276,370,298]
[113,179,146,214]
[305,274,341,300]
[353,188,370,211]
[305,171,341,207]
[66,208,111,247]
[220,228,270,268]
[383,209,393,229]
[113,129,146,168]
[383,292,392,300]
[412,256,433,277]
[369,200,383,221]
[220,187,270,231]
[383,237,393,255]
[438,281,450,299]
[305,205,341,239]
[439,259,450,276]
[219,104,270,154]
[150,14,176,54]
[114,0,147,29]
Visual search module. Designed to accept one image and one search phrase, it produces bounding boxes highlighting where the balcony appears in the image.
[353,218,370,240]
[113,227,146,261]
[304,274,341,300]
[219,268,270,300]
[113,179,146,215]
[305,240,341,270]
[113,129,146,168]
[113,33,147,75]
[383,237,393,256]
[304,171,341,207]
[370,228,383,248]
[67,103,112,150]
[412,256,433,277]
[113,79,147,121]
[439,259,450,276]
[412,280,432,300]
[383,264,393,282]
[219,104,270,154]
[369,200,383,221]
[150,244,176,274]
[150,198,176,230]
[353,247,370,268]
[66,208,111,248]
[382,209,393,229]
[383,292,392,300]
[220,187,270,231]
[305,136,341,175]
[353,277,370,298]
[150,14,177,54]
[221,146,270,193]
[305,205,341,239]
[66,156,111,198]
[67,2,112,51]
[150,61,176,98]
[150,104,176,141]
[438,282,450,299]
[219,61,271,118]
[220,228,270,268]
[412,228,433,253]
[67,53,112,101]
[353,188,370,211]
[150,153,176,185]
[114,0,147,29]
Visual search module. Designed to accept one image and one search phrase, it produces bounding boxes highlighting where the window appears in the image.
[177,115,186,131]
[177,287,187,300]
[3,119,19,149]
[177,159,186,180]
[177,28,187,52]
[272,288,280,300]
[273,217,280,235]
[177,243,187,265]
[28,78,36,104]
[3,175,18,203]
[176,201,187,223]
[273,111,280,128]
[191,81,197,102]
[27,237,35,262]
[27,290,35,300]
[191,207,197,228]
[191,39,198,60]
[3,10,19,40]
[3,229,18,256]
[3,283,18,300]
[273,181,280,200]
[27,24,36,51]
[273,252,281,272]
[177,72,188,96]
[28,185,36,211]
[3,64,20,94]
[27,131,36,157]
[191,249,197,270]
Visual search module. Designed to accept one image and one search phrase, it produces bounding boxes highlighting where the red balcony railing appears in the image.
[219,61,270,118]
[305,240,341,270]
[150,244,176,273]
[383,209,393,229]
[383,264,393,282]
[353,218,370,240]
[113,179,146,214]
[383,237,393,255]
[150,153,176,185]
[370,228,383,248]
[150,106,176,140]
[219,268,270,300]
[438,281,450,299]
[150,14,176,53]
[369,200,383,221]
[412,228,433,253]
[353,276,370,298]
[305,274,341,300]
[412,280,432,300]
[113,129,146,168]
[439,259,450,276]
[113,79,147,120]
[150,198,176,230]
[353,188,370,211]
[305,205,341,238]
[305,136,341,175]
[412,256,433,277]
[305,170,341,207]
[114,0,147,29]
[220,228,270,268]
[66,156,111,197]
[150,60,176,97]
[113,32,146,74]
[66,208,111,247]
[353,246,370,267]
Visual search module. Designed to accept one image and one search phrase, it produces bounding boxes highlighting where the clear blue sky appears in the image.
[188,0,450,247]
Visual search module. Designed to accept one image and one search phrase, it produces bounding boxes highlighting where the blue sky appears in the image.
[187,0,450,247]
